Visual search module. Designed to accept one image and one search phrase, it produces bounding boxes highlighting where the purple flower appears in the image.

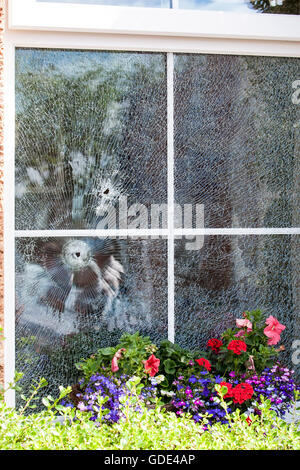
[77,401,87,412]
[245,363,299,418]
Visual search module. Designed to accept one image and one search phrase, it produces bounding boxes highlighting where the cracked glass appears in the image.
[175,235,300,376]
[15,49,167,230]
[14,46,300,397]
[174,54,300,228]
[15,237,167,402]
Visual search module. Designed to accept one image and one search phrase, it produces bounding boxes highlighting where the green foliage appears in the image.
[0,371,24,401]
[115,332,157,377]
[213,309,279,376]
[0,388,299,450]
[1,319,299,450]
[76,332,156,382]
[75,310,283,389]
[18,377,48,415]
[156,340,204,389]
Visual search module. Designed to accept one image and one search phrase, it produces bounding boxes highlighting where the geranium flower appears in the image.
[111,348,126,373]
[207,338,223,353]
[144,354,160,377]
[195,358,211,371]
[227,340,247,355]
[219,382,234,399]
[232,383,254,404]
[263,316,286,346]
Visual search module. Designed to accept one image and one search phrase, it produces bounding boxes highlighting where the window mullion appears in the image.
[167,52,175,343]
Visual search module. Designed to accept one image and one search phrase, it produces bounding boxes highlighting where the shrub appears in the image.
[0,389,299,450]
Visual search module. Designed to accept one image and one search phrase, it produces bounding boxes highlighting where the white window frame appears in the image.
[3,0,300,406]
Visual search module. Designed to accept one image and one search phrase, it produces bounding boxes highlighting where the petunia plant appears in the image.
[76,332,158,384]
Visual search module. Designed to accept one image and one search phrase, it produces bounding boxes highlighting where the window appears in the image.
[38,0,170,7]
[36,0,300,15]
[4,0,300,405]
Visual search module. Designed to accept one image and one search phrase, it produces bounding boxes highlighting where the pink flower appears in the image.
[246,355,256,372]
[236,318,252,331]
[263,316,285,346]
[111,348,126,373]
[111,357,119,372]
[235,318,252,338]
[235,329,246,338]
[236,318,252,333]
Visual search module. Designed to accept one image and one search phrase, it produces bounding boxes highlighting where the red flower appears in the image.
[246,416,252,426]
[207,338,223,353]
[144,354,160,377]
[195,358,211,371]
[232,383,254,404]
[227,340,247,355]
[219,382,234,399]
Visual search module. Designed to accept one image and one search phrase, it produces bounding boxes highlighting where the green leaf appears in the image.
[42,397,50,408]
[163,358,177,374]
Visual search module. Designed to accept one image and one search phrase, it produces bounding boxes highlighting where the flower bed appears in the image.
[61,310,299,428]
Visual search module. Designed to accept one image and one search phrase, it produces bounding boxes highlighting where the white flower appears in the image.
[154,375,165,384]
[160,390,175,397]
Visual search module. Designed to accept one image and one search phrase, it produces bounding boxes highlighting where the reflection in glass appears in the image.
[174,54,300,227]
[15,49,167,230]
[37,0,300,14]
[37,0,171,7]
[178,0,300,14]
[249,0,300,14]
[178,0,254,13]
[15,237,167,403]
[175,235,300,375]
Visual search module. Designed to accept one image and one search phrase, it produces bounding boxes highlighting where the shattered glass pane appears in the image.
[175,235,300,376]
[15,237,167,404]
[15,49,167,230]
[174,54,300,228]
